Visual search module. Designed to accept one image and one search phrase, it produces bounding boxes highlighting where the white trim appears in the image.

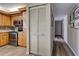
[26,5,30,55]
[66,42,77,56]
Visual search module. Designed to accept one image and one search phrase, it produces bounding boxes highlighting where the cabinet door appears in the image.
[18,32,23,46]
[30,7,38,54]
[22,32,26,47]
[38,5,50,55]
[0,14,3,26]
[0,33,3,46]
[2,36,6,45]
[2,15,10,26]
[4,33,9,44]
[6,16,11,26]
[11,16,15,26]
[0,32,9,46]
[18,32,26,47]
[2,15,6,26]
[0,33,1,46]
[0,33,5,46]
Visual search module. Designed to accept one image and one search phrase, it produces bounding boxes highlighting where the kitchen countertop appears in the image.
[0,30,17,32]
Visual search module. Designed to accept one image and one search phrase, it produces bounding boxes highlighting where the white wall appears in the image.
[76,29,79,55]
[68,19,78,55]
[54,15,68,43]
[67,4,78,55]
[63,15,68,43]
[75,4,79,55]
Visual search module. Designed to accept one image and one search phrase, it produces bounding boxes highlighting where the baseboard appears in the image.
[30,52,41,56]
[66,42,77,56]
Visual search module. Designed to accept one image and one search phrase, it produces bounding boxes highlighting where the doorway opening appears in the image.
[55,20,63,39]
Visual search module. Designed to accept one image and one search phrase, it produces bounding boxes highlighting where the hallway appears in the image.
[52,38,75,56]
[27,3,77,56]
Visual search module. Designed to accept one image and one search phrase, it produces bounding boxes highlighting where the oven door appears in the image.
[9,32,18,46]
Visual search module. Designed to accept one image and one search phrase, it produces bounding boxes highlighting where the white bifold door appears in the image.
[29,4,51,56]
[30,7,38,54]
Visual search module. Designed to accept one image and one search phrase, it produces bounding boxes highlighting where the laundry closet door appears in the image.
[38,5,50,55]
[29,7,38,54]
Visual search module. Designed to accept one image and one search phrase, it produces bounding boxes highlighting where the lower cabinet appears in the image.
[18,32,26,47]
[0,32,26,47]
[0,32,9,46]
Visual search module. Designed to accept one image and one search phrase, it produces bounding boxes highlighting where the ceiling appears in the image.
[53,3,74,18]
[0,3,26,12]
[0,3,75,16]
[26,3,75,19]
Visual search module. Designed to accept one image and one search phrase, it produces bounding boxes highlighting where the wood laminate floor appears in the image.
[0,38,75,56]
[52,38,75,56]
[0,45,27,56]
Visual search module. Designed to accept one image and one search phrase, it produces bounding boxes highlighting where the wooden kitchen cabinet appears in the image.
[18,32,23,46]
[22,32,26,47]
[0,14,3,26]
[18,32,26,47]
[0,32,9,46]
[0,13,11,26]
[2,15,11,26]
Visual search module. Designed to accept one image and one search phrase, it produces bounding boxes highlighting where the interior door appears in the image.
[38,5,50,55]
[29,7,38,54]
[55,21,63,36]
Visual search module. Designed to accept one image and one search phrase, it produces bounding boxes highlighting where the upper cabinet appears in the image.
[0,14,11,26]
[0,14,3,26]
[2,15,11,26]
